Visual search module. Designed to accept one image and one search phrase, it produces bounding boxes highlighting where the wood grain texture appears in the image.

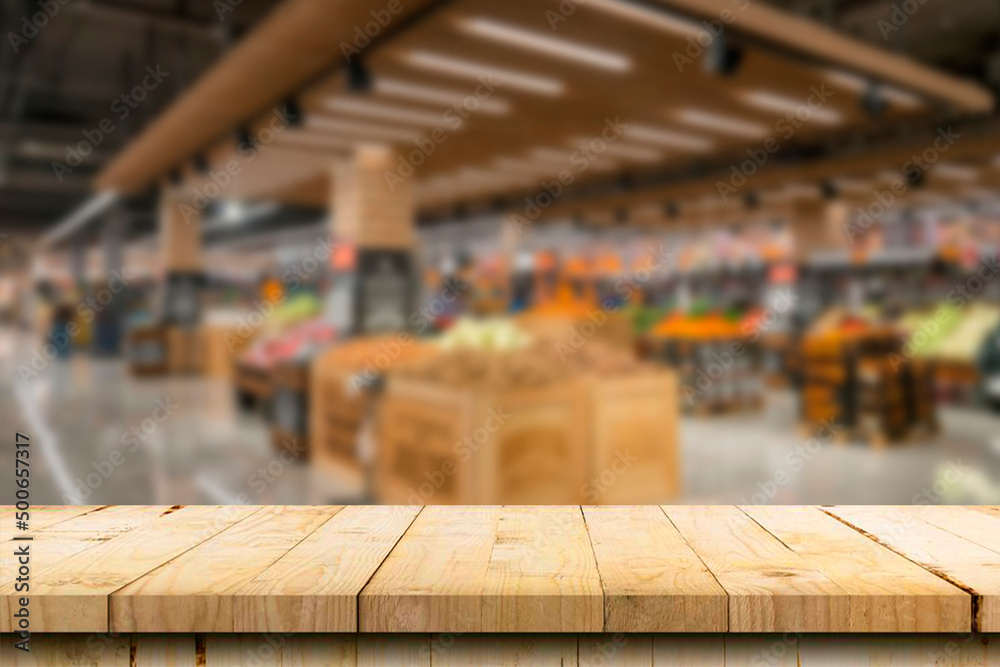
[662,505,851,632]
[0,506,104,538]
[361,506,603,633]
[583,505,727,632]
[111,506,340,632]
[1,505,994,636]
[0,505,260,632]
[824,506,1000,632]
[741,505,971,632]
[233,505,422,632]
[0,505,171,589]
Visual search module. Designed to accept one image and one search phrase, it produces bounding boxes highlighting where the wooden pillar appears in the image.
[329,145,417,335]
[161,193,204,273]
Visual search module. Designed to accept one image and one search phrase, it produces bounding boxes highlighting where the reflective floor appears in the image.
[3,327,999,507]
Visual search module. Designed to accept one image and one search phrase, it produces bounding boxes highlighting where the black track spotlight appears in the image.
[347,58,373,92]
[904,165,925,188]
[281,97,303,127]
[193,154,209,174]
[744,191,759,210]
[861,81,888,118]
[704,30,744,76]
[665,201,680,219]
[821,180,838,200]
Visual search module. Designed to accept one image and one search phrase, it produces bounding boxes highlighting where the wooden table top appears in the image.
[1,505,998,634]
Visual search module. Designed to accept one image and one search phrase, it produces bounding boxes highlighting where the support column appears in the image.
[93,208,127,355]
[160,193,204,327]
[329,145,417,335]
[159,193,204,374]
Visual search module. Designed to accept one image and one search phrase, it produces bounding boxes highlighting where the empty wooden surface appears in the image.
[1,505,997,634]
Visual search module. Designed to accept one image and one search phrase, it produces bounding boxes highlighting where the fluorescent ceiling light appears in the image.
[824,70,923,109]
[675,109,768,139]
[530,147,620,170]
[625,124,713,151]
[933,163,979,182]
[402,50,565,96]
[323,98,446,127]
[457,17,631,72]
[304,116,423,142]
[494,157,560,175]
[740,91,842,125]
[570,139,662,163]
[585,0,706,38]
[373,78,510,114]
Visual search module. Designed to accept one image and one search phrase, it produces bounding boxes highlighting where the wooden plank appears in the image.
[0,505,260,632]
[358,634,431,667]
[724,636,798,667]
[741,505,971,632]
[652,636,725,666]
[662,506,851,632]
[480,506,603,632]
[900,505,1000,554]
[112,506,340,632]
[233,505,422,632]
[132,634,197,667]
[434,635,578,667]
[797,634,991,666]
[0,505,172,589]
[0,505,104,539]
[661,0,992,112]
[824,506,1000,632]
[0,633,130,666]
[360,505,500,633]
[360,506,603,633]
[583,506,727,632]
[281,635,358,667]
[580,635,653,666]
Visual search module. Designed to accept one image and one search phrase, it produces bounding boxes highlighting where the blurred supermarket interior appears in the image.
[2,0,1000,507]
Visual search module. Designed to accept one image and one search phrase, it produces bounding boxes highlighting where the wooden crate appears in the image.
[375,351,589,505]
[584,369,680,504]
[309,337,436,483]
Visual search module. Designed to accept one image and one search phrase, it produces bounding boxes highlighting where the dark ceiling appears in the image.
[1,0,997,238]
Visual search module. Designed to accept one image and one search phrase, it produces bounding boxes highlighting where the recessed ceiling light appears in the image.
[625,124,713,151]
[373,78,511,115]
[740,91,843,125]
[674,109,769,139]
[933,163,979,182]
[402,50,565,96]
[457,17,631,72]
[322,98,446,127]
[304,116,423,142]
[585,0,706,38]
[823,70,923,109]
[278,131,386,152]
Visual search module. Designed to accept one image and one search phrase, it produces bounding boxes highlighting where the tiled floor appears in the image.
[3,327,999,506]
